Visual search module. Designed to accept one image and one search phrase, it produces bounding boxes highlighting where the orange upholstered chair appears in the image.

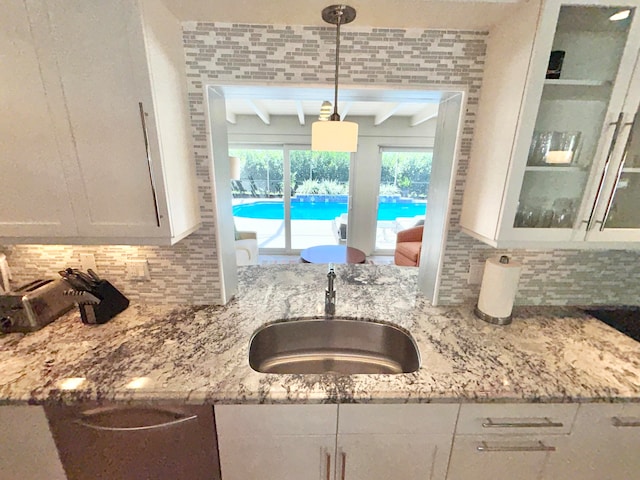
[394,225,423,266]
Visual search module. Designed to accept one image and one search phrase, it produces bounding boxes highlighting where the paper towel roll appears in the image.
[477,256,522,322]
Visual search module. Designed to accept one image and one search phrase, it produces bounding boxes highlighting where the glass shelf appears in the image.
[525,165,586,172]
[542,79,613,101]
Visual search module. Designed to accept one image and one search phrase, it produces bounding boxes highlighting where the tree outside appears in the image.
[229,148,432,198]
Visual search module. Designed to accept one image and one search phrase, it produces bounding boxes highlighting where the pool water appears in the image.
[233,201,426,221]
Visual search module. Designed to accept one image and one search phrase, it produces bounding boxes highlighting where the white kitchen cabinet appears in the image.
[0,406,66,480]
[337,404,457,480]
[0,0,76,238]
[550,403,640,479]
[446,403,579,480]
[215,405,337,480]
[0,0,200,245]
[215,404,459,480]
[461,0,640,248]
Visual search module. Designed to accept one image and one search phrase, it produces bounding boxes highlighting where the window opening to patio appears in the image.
[375,148,432,252]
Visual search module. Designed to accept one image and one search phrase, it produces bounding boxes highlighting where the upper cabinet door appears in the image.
[0,0,76,238]
[501,1,640,244]
[585,53,640,242]
[42,0,171,239]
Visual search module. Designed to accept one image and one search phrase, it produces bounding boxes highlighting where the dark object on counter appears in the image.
[546,50,565,79]
[584,307,640,342]
[60,268,129,325]
[0,279,76,333]
[78,280,129,325]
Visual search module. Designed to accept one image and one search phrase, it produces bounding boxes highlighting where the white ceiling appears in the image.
[165,0,529,30]
[215,86,444,126]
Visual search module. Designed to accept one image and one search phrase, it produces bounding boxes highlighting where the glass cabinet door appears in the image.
[514,5,635,230]
[601,110,640,228]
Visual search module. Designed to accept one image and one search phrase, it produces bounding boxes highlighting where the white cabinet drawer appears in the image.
[456,403,578,435]
[447,434,572,480]
[215,405,337,437]
[576,402,640,430]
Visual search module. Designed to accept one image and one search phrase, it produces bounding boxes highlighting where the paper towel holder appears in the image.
[474,255,515,326]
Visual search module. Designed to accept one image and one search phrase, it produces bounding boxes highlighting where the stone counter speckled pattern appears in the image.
[1,264,639,405]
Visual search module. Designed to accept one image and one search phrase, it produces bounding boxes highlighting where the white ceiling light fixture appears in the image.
[609,9,631,21]
[312,5,359,152]
[319,100,333,121]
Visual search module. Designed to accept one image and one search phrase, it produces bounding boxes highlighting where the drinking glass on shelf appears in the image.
[551,198,575,228]
[521,206,542,227]
[539,209,555,228]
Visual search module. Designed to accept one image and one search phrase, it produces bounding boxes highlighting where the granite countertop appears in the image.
[1,264,639,405]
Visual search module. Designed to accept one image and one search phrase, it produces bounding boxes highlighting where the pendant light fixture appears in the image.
[311,5,358,152]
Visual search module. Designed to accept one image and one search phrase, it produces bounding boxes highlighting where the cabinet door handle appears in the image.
[477,441,556,452]
[325,451,331,480]
[482,417,563,428]
[598,111,637,231]
[585,112,624,231]
[340,451,347,480]
[74,406,197,432]
[612,416,640,427]
[138,102,161,227]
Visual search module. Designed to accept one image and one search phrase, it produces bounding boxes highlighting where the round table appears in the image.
[300,245,366,264]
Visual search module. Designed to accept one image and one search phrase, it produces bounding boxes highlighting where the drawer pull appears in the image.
[340,451,347,480]
[325,451,331,480]
[612,416,640,427]
[75,406,197,432]
[138,101,161,227]
[477,441,556,453]
[598,111,637,231]
[482,417,563,428]
[585,112,623,231]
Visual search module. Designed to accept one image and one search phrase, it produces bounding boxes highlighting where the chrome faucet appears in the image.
[325,263,336,316]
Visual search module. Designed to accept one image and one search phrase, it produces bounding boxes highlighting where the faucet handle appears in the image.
[328,263,336,276]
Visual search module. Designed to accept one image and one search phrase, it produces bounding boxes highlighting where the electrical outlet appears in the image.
[468,263,485,285]
[79,253,98,274]
[127,260,150,281]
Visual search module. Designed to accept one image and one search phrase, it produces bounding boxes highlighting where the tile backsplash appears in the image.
[3,21,639,305]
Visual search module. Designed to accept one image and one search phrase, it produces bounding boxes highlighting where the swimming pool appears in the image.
[232,201,427,221]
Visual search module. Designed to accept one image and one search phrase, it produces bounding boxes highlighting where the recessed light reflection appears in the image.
[125,377,152,389]
[609,10,631,21]
[58,377,86,390]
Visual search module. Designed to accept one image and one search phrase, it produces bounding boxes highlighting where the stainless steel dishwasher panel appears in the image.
[45,404,220,480]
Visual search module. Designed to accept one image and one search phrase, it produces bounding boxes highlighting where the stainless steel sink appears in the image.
[248,318,420,374]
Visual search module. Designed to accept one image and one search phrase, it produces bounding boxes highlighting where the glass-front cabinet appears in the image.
[461,0,640,248]
[587,103,640,240]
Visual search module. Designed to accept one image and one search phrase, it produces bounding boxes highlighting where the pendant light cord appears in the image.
[331,9,342,121]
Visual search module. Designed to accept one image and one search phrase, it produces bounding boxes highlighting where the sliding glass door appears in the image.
[375,148,432,251]
[230,145,351,252]
[289,149,351,250]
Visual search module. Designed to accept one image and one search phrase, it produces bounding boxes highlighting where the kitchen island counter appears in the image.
[1,264,639,405]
